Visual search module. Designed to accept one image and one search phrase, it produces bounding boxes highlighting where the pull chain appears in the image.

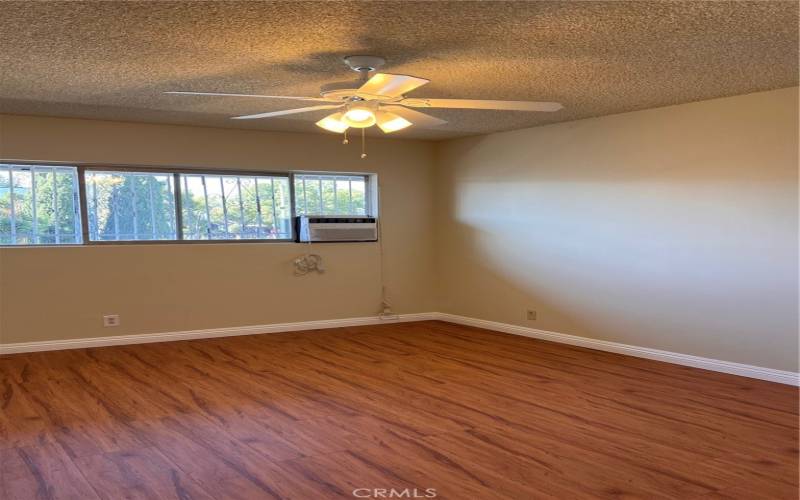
[342,128,349,145]
[361,128,367,159]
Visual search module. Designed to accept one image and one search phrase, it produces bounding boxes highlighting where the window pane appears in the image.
[181,173,291,240]
[85,170,176,241]
[294,174,368,216]
[0,164,82,245]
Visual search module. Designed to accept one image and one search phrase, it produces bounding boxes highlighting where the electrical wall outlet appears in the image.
[526,310,537,321]
[103,314,120,327]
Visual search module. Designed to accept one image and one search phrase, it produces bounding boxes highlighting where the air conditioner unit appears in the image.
[295,216,378,242]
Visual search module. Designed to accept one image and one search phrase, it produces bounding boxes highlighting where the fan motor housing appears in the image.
[320,56,398,101]
[319,81,360,100]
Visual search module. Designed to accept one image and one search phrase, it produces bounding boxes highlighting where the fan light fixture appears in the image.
[315,112,349,133]
[376,111,412,133]
[316,109,412,135]
[342,103,377,128]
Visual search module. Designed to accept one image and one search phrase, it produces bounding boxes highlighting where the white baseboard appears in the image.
[0,312,439,355]
[2,311,796,386]
[436,313,799,386]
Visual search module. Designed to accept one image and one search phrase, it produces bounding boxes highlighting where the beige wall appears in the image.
[0,115,437,343]
[2,88,798,372]
[435,87,799,371]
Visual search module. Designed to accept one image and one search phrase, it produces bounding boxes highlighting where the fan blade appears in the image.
[357,73,430,98]
[400,98,563,112]
[165,91,332,102]
[231,104,343,120]
[382,105,447,127]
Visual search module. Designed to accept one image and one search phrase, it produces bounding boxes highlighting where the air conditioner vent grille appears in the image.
[295,216,378,242]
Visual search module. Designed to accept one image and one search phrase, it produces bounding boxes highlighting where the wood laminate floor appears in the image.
[1,321,797,499]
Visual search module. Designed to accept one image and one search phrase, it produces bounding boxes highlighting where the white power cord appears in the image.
[292,178,393,319]
[377,212,398,320]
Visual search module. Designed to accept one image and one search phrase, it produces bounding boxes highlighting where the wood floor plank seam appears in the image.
[1,320,797,499]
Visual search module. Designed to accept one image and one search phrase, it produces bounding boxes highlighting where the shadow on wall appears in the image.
[437,220,594,335]
[440,180,797,370]
[435,99,799,371]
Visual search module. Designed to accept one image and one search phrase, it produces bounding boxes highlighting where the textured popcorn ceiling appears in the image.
[0,1,797,141]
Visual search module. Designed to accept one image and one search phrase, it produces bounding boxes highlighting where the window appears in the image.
[0,164,82,245]
[294,174,369,216]
[85,170,177,241]
[181,173,291,240]
[1,163,376,246]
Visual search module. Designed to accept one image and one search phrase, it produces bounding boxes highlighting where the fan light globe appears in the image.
[343,103,377,128]
[376,111,412,133]
[316,112,349,133]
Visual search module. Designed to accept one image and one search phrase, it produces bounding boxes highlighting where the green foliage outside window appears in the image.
[0,166,80,245]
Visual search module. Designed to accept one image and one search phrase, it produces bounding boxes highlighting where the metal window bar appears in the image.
[287,173,296,240]
[52,167,60,244]
[31,167,38,244]
[112,185,120,241]
[219,177,229,238]
[182,175,192,239]
[91,174,99,240]
[8,168,16,244]
[316,177,323,215]
[333,177,339,214]
[71,171,81,243]
[172,174,182,240]
[88,172,97,240]
[130,174,139,240]
[77,166,90,244]
[294,174,367,216]
[201,176,212,239]
[148,176,157,239]
[254,177,263,238]
[302,177,307,215]
[270,178,278,236]
[348,178,354,214]
[236,177,245,238]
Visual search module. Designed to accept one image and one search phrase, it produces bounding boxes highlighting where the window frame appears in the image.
[292,171,374,218]
[0,163,84,245]
[177,171,293,242]
[83,168,180,243]
[82,165,294,245]
[0,160,378,247]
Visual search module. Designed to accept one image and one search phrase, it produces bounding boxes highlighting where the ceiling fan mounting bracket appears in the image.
[343,55,386,73]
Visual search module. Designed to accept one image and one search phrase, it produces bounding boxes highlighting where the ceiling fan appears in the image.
[166,56,563,135]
